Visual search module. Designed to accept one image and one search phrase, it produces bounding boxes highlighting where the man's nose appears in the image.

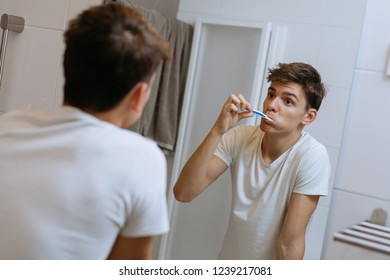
[267,97,280,110]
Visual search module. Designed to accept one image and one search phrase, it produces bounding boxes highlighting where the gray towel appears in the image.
[106,0,193,151]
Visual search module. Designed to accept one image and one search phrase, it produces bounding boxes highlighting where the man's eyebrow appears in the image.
[268,86,276,91]
[267,87,299,101]
[283,92,299,101]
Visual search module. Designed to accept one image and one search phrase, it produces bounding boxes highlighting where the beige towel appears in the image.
[106,0,194,151]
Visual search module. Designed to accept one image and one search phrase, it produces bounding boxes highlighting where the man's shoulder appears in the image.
[293,131,329,161]
[300,131,327,151]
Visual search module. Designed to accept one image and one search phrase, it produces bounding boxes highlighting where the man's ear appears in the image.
[127,81,150,113]
[301,108,317,125]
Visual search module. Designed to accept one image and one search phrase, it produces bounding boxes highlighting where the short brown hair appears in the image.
[267,62,326,110]
[63,3,171,112]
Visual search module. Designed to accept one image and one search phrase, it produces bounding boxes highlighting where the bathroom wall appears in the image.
[161,0,368,259]
[322,0,390,259]
[0,0,101,114]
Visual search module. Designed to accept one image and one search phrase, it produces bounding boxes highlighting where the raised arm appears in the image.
[173,94,254,202]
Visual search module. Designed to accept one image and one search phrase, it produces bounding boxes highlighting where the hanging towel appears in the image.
[105,0,194,152]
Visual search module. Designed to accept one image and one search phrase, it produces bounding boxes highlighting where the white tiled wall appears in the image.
[354,0,390,72]
[0,0,101,113]
[221,0,329,24]
[178,0,367,27]
[323,0,390,259]
[305,86,351,149]
[336,70,390,199]
[0,27,63,111]
[0,0,69,30]
[323,0,368,28]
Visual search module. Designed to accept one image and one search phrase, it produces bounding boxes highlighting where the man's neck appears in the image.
[261,130,303,164]
[63,102,132,129]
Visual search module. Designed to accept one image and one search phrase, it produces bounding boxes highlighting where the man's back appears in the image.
[0,106,168,259]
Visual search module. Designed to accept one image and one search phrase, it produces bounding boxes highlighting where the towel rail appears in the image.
[334,220,390,255]
[0,14,25,91]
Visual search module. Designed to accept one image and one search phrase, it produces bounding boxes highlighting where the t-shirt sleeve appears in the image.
[293,144,331,196]
[121,144,169,237]
[214,125,243,166]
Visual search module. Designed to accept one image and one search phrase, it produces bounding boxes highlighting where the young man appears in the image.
[174,62,331,259]
[0,3,171,260]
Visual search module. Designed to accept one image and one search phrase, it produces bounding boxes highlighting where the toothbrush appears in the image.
[251,109,272,121]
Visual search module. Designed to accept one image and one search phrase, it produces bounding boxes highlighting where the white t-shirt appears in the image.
[214,125,330,259]
[0,106,169,259]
